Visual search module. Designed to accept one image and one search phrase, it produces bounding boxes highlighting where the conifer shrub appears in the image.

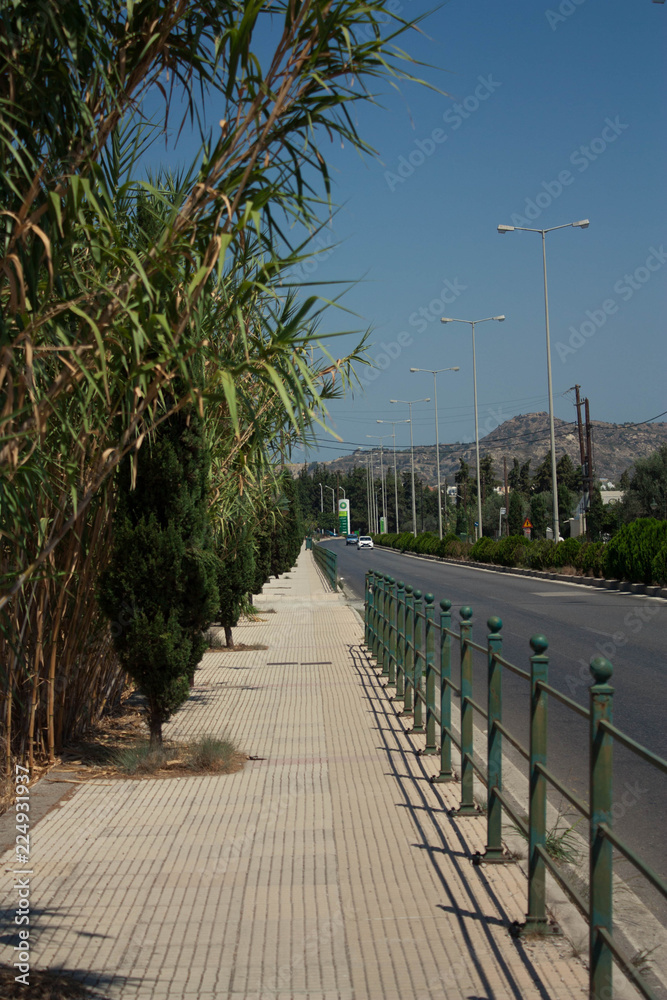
[552,537,583,569]
[494,535,529,567]
[524,538,557,571]
[469,537,498,563]
[579,541,606,578]
[606,519,667,584]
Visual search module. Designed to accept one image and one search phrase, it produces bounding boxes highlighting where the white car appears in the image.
[357,536,374,550]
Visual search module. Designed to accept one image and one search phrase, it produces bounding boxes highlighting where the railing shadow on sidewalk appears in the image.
[362,569,667,1000]
[347,642,554,1000]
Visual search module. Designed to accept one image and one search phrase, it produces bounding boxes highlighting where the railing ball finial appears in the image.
[397,580,405,589]
[413,589,422,600]
[530,634,549,655]
[424,592,434,605]
[590,655,613,686]
[405,584,414,595]
[440,597,452,612]
[460,605,473,621]
[388,576,395,585]
[487,616,502,634]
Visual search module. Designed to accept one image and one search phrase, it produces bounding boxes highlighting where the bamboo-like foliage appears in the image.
[0,0,427,766]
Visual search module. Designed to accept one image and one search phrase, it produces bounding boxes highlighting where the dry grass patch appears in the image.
[113,735,243,776]
[53,701,245,781]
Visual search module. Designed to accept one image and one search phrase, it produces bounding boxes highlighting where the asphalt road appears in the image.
[326,538,667,921]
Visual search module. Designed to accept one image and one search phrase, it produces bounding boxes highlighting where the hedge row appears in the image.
[371,519,667,585]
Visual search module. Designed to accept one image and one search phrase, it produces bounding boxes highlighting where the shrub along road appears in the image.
[329,539,667,925]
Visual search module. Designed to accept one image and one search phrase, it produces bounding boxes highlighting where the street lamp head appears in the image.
[497,224,514,234]
[440,318,453,324]
[493,315,506,322]
[452,366,460,371]
[573,219,590,229]
[409,367,419,372]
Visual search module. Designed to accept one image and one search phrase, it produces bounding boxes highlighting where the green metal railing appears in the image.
[313,541,338,590]
[364,569,667,1000]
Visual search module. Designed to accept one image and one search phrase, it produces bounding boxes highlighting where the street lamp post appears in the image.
[376,418,410,533]
[366,434,391,530]
[440,317,505,540]
[410,366,460,539]
[390,398,430,536]
[316,482,323,512]
[497,219,589,539]
[324,484,336,515]
[368,450,377,533]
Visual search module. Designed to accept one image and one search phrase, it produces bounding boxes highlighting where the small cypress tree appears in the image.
[216,526,256,648]
[99,406,218,744]
[508,490,524,536]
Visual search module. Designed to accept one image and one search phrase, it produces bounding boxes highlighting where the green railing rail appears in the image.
[364,569,667,1000]
[313,540,338,590]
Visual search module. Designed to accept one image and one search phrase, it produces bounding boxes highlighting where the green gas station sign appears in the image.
[338,498,350,535]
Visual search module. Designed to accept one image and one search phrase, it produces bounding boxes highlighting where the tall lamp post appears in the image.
[497,219,589,540]
[410,366,460,539]
[376,418,410,532]
[366,434,391,529]
[440,317,505,540]
[324,484,336,514]
[390,397,430,536]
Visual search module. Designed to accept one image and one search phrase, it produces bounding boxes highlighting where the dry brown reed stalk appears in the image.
[0,480,126,770]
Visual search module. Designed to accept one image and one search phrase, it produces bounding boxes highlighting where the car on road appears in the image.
[357,535,374,550]
[345,534,358,545]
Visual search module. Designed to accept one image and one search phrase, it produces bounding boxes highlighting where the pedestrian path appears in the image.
[1,549,589,999]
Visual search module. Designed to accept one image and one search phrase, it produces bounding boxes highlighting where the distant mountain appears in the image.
[295,413,667,485]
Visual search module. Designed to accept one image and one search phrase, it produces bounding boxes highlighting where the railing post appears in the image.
[589,656,614,1000]
[432,599,454,783]
[395,581,406,699]
[387,577,397,686]
[365,571,373,648]
[377,574,386,670]
[412,590,424,733]
[423,594,437,753]
[372,575,383,662]
[523,634,551,933]
[483,616,505,861]
[456,606,476,815]
[400,585,414,716]
[381,576,394,677]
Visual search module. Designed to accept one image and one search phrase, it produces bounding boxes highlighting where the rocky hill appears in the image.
[301,413,667,486]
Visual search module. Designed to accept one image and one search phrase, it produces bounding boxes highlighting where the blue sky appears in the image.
[287,0,666,464]
[142,0,665,465]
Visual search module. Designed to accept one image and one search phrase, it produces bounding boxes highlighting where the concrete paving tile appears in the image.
[0,548,591,999]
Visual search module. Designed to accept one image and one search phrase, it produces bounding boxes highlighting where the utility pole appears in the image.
[572,384,588,537]
[503,456,509,537]
[585,397,595,509]
[573,385,587,469]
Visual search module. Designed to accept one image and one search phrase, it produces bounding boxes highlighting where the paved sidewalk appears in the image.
[1,549,589,999]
